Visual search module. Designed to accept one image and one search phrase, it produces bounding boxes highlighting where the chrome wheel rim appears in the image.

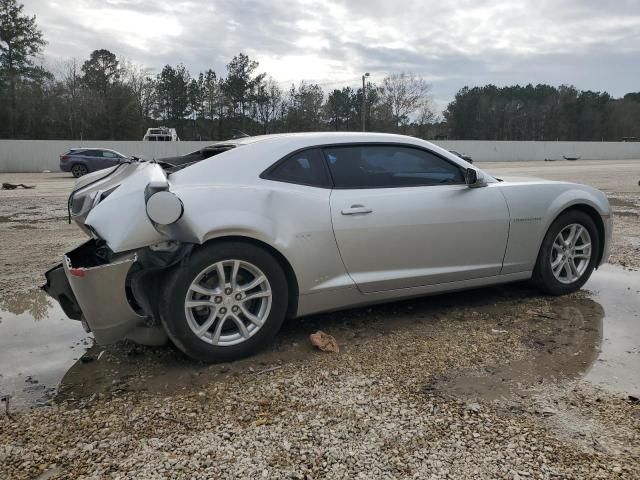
[184,260,272,346]
[550,223,592,284]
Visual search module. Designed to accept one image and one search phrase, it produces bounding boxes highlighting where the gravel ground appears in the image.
[1,160,639,479]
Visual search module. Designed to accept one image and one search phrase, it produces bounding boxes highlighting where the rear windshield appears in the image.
[164,144,237,174]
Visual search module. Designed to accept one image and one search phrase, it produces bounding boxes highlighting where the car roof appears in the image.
[170,132,481,185]
[230,131,421,146]
[70,148,120,153]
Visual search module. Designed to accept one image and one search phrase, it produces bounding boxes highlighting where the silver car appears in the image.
[43,133,612,362]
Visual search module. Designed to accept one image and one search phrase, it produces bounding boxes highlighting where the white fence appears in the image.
[0,139,639,172]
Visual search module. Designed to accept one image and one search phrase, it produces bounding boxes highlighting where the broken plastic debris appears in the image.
[1,183,35,190]
[309,331,339,353]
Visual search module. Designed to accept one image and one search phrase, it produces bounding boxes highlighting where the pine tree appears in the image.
[0,0,46,137]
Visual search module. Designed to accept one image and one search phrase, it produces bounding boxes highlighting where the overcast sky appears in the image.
[24,0,640,111]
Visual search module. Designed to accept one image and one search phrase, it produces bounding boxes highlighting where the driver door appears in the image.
[326,144,509,293]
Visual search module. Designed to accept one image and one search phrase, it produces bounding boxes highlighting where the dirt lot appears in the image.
[1,160,639,479]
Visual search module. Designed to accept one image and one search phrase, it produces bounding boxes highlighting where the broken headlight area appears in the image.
[144,181,184,226]
[42,239,193,346]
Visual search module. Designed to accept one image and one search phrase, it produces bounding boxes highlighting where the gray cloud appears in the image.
[24,0,640,110]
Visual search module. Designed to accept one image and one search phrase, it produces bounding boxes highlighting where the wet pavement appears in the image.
[0,264,638,411]
[0,290,91,409]
[583,265,640,395]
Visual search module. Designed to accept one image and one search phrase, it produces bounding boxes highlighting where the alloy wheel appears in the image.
[550,223,592,284]
[184,259,272,346]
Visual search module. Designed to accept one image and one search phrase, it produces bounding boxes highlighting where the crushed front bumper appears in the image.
[42,240,168,346]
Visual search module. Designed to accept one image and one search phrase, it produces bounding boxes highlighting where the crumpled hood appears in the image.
[70,162,168,252]
[72,165,120,191]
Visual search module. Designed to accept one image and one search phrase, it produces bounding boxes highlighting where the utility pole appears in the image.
[362,72,370,132]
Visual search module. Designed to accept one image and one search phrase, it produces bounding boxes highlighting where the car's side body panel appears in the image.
[296,270,532,317]
[330,183,510,292]
[169,182,351,295]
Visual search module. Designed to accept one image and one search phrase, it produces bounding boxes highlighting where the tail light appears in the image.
[60,155,70,162]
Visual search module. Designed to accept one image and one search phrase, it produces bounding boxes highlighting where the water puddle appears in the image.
[582,265,640,394]
[0,265,638,411]
[429,264,640,400]
[0,290,92,409]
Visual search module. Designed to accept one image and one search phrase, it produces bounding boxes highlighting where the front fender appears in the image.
[499,182,610,274]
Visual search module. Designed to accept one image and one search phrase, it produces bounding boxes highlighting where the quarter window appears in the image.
[323,145,464,189]
[264,149,331,188]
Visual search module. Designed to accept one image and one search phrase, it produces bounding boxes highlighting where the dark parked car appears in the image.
[449,150,473,164]
[60,148,128,177]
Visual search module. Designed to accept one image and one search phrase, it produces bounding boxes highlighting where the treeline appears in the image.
[0,47,437,141]
[1,0,639,141]
[445,85,640,141]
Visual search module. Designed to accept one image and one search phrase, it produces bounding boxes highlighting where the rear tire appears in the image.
[71,164,88,178]
[532,210,599,295]
[159,242,288,363]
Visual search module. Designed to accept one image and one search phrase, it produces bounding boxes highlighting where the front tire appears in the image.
[532,210,599,295]
[160,242,289,362]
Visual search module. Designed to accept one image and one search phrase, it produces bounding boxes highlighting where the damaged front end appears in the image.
[43,161,192,346]
[43,240,165,345]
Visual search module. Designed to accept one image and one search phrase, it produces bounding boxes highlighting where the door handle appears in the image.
[341,205,373,215]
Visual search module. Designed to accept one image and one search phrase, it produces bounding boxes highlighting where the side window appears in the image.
[102,151,118,158]
[264,149,331,188]
[83,150,101,157]
[323,145,464,188]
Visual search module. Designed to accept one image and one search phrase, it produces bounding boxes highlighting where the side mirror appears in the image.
[465,168,477,185]
[465,168,486,188]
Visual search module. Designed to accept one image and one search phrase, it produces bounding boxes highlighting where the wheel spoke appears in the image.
[551,254,564,268]
[216,262,226,287]
[569,259,579,279]
[566,225,577,245]
[562,262,572,279]
[242,290,270,302]
[553,260,565,277]
[229,313,250,338]
[195,311,217,336]
[211,316,227,344]
[574,253,590,259]
[574,242,591,251]
[571,226,584,247]
[190,283,218,296]
[186,299,216,308]
[230,260,240,289]
[238,275,266,292]
[240,305,263,326]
